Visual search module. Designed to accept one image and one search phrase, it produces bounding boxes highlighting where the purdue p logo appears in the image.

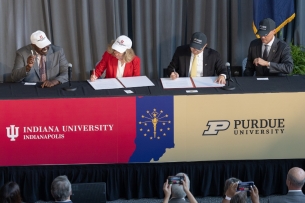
[203,120,230,135]
[6,125,19,141]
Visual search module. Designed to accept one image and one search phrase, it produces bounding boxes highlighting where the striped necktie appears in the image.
[39,55,46,82]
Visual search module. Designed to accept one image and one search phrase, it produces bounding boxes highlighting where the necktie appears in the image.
[39,55,46,82]
[190,55,198,77]
[263,45,268,61]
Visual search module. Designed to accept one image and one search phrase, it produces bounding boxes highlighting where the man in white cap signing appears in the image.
[244,18,293,76]
[11,30,69,87]
[167,32,227,84]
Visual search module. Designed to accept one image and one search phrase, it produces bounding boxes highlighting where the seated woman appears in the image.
[0,182,22,203]
[222,177,259,203]
[162,173,197,203]
[90,35,140,81]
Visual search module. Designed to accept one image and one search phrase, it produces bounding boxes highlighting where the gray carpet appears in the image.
[36,195,277,202]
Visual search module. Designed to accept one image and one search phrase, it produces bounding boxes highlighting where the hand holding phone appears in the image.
[237,181,254,191]
[167,176,184,184]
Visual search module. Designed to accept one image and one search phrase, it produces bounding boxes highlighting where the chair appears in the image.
[71,182,106,203]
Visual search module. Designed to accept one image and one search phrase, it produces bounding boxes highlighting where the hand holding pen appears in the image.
[90,69,97,82]
[170,68,179,80]
[26,50,36,72]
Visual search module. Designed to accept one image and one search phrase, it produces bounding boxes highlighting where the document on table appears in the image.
[87,78,124,90]
[160,77,194,89]
[192,76,225,87]
[117,76,155,88]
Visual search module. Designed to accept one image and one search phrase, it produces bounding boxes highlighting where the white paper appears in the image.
[24,82,37,85]
[124,90,134,94]
[87,79,124,90]
[186,90,198,93]
[257,78,269,80]
[192,76,225,87]
[160,77,194,89]
[117,76,155,88]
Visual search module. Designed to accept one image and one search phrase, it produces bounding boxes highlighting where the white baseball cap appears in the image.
[30,30,51,48]
[111,35,132,53]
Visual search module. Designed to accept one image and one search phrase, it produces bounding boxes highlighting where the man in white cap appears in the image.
[244,18,293,76]
[11,30,69,87]
[167,32,227,84]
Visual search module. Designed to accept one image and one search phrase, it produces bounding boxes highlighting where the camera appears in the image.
[237,181,254,191]
[168,176,184,184]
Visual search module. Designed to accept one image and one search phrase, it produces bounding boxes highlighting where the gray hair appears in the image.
[171,173,190,198]
[287,172,305,188]
[51,175,72,201]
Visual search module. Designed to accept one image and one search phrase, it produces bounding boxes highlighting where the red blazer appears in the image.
[95,51,141,78]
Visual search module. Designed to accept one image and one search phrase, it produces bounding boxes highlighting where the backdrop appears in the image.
[0,0,304,82]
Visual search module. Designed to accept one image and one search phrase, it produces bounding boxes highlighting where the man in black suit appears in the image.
[167,32,227,84]
[269,167,305,203]
[244,18,293,76]
[51,175,73,203]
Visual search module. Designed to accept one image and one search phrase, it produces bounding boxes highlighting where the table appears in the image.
[1,76,305,202]
[1,76,305,166]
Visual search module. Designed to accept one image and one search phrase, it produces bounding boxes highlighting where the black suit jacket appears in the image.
[244,38,293,76]
[269,191,305,203]
[167,45,227,77]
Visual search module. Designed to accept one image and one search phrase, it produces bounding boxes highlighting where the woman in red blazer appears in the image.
[90,35,140,81]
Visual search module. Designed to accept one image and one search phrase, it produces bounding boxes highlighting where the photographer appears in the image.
[222,177,259,203]
[162,173,197,203]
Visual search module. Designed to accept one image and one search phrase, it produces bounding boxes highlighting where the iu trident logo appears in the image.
[6,125,19,141]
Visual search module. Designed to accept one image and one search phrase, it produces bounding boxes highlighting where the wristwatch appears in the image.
[225,196,231,200]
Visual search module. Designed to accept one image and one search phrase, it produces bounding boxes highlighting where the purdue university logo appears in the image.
[6,125,19,141]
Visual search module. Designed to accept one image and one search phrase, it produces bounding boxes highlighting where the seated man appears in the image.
[163,173,197,203]
[167,32,227,84]
[51,175,73,203]
[244,18,293,76]
[11,30,69,88]
[269,167,305,203]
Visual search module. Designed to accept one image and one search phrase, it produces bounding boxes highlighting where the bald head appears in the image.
[287,167,305,189]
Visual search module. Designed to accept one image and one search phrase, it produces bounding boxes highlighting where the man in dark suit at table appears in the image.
[269,167,305,203]
[51,175,73,203]
[167,32,227,84]
[244,18,293,76]
[11,30,69,88]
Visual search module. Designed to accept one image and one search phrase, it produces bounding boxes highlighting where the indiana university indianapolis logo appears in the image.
[6,125,19,141]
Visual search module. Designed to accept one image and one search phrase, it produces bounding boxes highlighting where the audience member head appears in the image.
[286,167,305,190]
[51,175,72,201]
[0,182,22,203]
[107,35,135,63]
[223,177,241,196]
[171,172,190,198]
[223,177,248,203]
[230,191,247,203]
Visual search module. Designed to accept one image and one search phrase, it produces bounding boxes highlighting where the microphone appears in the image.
[68,63,72,86]
[222,62,235,91]
[63,63,77,91]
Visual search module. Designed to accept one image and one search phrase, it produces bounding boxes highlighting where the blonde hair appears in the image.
[107,40,136,63]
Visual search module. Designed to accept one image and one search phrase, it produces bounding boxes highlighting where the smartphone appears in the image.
[237,181,254,191]
[168,176,184,184]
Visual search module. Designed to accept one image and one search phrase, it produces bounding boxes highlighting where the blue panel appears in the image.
[129,96,174,162]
